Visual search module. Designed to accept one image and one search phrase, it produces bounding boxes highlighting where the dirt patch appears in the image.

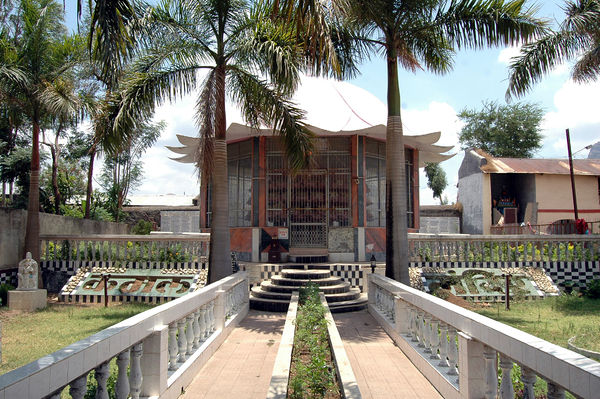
[437,289,475,310]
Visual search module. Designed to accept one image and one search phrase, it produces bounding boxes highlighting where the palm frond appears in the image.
[572,43,600,82]
[227,67,313,171]
[0,64,28,87]
[506,30,583,99]
[194,69,217,179]
[39,78,81,121]
[436,0,548,50]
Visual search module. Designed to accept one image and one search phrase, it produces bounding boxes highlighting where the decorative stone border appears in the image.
[267,291,362,399]
[568,336,600,361]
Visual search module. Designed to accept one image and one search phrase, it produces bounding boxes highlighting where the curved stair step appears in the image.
[270,275,342,287]
[250,287,292,301]
[261,281,351,294]
[280,269,332,280]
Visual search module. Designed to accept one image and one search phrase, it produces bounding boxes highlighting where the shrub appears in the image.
[132,220,153,235]
[0,283,15,306]
[584,279,600,299]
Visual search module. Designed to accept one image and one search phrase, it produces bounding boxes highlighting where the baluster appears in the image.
[107,241,112,263]
[94,361,110,399]
[45,240,50,261]
[438,323,448,367]
[198,305,207,339]
[129,342,143,399]
[208,301,215,332]
[168,322,178,370]
[429,319,439,360]
[416,311,425,347]
[410,308,418,342]
[499,354,514,399]
[76,241,81,262]
[115,349,130,399]
[186,314,195,355]
[446,327,458,376]
[69,372,89,399]
[192,309,201,348]
[406,306,414,338]
[546,382,565,399]
[521,366,536,399]
[483,345,497,399]
[177,318,188,362]
[423,315,432,353]
[99,241,104,262]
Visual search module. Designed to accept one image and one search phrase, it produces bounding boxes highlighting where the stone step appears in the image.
[250,286,362,303]
[260,280,351,294]
[288,255,328,263]
[270,275,342,287]
[249,297,290,312]
[328,294,368,313]
[249,292,368,313]
[280,269,332,279]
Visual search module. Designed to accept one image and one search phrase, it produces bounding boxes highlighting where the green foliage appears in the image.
[0,283,15,306]
[584,279,600,299]
[424,162,448,204]
[458,101,544,158]
[289,284,339,398]
[131,220,153,235]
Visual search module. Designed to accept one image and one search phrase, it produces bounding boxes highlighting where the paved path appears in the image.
[182,310,285,399]
[334,310,443,399]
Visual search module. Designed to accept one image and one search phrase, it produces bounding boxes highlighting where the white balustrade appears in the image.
[2,272,249,399]
[367,273,599,399]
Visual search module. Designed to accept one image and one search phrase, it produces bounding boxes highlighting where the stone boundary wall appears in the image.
[0,209,130,269]
[410,260,600,288]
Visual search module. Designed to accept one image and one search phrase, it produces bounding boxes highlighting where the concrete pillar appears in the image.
[458,332,486,399]
[140,325,168,397]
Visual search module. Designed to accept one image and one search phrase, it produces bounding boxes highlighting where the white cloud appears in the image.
[497,45,522,65]
[541,79,600,157]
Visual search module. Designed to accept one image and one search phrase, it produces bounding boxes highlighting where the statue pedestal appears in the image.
[8,289,47,312]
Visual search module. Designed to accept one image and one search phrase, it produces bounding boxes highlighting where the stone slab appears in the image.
[8,289,47,312]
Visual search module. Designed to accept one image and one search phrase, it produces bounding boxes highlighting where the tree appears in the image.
[0,0,79,265]
[507,0,600,99]
[424,163,448,205]
[458,101,543,158]
[100,121,163,222]
[107,0,315,283]
[342,0,545,284]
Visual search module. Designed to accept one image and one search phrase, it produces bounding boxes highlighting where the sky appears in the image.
[63,0,600,205]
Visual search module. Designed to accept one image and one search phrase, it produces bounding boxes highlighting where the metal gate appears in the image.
[289,171,328,248]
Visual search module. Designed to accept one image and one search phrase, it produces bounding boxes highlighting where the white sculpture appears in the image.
[17,252,38,290]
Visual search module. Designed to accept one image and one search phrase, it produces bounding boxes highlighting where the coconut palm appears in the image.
[105,0,315,282]
[507,0,600,98]
[0,0,79,267]
[340,0,546,283]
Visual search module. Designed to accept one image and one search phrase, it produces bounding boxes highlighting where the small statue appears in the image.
[17,252,38,290]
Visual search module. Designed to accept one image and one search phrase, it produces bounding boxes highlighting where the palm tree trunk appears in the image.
[385,49,410,284]
[24,114,41,287]
[84,146,96,219]
[207,65,231,283]
[50,146,61,214]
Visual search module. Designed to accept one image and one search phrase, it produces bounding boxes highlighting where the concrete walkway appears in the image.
[181,310,285,399]
[183,309,441,399]
[334,310,443,399]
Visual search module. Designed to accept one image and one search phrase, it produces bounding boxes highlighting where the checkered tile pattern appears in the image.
[410,261,600,287]
[0,269,17,286]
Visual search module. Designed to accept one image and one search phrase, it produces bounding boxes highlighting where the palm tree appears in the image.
[507,0,600,98]
[0,0,79,267]
[106,0,314,282]
[342,0,546,283]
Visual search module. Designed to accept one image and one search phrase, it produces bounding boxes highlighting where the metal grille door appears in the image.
[289,171,328,248]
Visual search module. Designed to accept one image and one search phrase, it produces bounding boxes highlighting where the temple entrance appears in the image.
[289,171,328,248]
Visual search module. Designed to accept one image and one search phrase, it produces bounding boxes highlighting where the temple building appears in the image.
[167,77,453,262]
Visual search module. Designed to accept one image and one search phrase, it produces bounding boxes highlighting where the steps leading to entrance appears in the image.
[249,266,367,313]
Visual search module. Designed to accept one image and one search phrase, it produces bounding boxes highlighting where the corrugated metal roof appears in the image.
[478,151,600,175]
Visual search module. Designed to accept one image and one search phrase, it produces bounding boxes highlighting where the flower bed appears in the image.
[288,284,341,399]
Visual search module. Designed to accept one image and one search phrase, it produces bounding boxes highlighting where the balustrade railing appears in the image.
[369,274,600,399]
[0,272,248,399]
[408,233,600,263]
[39,233,210,266]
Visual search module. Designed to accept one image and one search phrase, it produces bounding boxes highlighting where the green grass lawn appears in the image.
[474,295,600,352]
[0,302,153,375]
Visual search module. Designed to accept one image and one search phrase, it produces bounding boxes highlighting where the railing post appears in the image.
[115,349,130,399]
[141,325,168,398]
[129,342,143,399]
[215,290,226,331]
[458,332,485,399]
[499,354,514,399]
[394,295,410,334]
